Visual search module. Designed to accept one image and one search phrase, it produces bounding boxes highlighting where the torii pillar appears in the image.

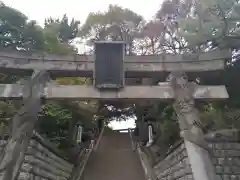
[0,71,50,180]
[168,72,219,180]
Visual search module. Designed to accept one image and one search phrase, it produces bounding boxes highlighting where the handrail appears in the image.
[137,147,156,180]
[128,128,135,151]
[113,128,135,132]
[129,128,157,180]
[75,126,105,180]
[94,126,105,151]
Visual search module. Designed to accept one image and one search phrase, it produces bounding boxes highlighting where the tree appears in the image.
[45,14,80,43]
[0,3,26,49]
[0,3,45,51]
[43,15,80,53]
[178,0,240,50]
[80,4,143,54]
[154,0,193,53]
[134,20,165,55]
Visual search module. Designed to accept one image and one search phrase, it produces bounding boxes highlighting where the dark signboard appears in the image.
[94,41,125,89]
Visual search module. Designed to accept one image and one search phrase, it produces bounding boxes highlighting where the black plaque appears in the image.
[94,41,125,89]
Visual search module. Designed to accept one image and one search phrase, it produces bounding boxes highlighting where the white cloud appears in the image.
[3,0,162,25]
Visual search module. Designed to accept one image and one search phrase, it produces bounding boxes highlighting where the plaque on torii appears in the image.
[94,41,125,89]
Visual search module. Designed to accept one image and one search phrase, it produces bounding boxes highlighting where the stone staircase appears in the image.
[81,130,146,180]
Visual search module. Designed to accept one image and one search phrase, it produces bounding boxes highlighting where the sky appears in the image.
[3,0,162,26]
[3,0,162,129]
[108,119,135,130]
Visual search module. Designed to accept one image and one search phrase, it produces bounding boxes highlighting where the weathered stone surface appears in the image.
[168,72,216,180]
[154,129,240,180]
[0,134,73,180]
[154,142,192,180]
[0,49,230,78]
[0,71,50,180]
[208,130,240,179]
[0,84,229,100]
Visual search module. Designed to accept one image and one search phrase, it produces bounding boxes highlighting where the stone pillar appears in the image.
[76,123,83,144]
[146,124,153,147]
[0,71,50,180]
[168,72,216,180]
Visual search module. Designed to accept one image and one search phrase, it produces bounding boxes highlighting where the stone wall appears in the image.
[206,129,240,180]
[153,142,193,180]
[0,133,74,180]
[153,129,240,180]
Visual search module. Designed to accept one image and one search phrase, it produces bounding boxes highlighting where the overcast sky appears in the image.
[4,0,162,26]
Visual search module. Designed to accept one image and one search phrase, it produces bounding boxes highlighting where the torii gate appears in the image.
[0,41,230,180]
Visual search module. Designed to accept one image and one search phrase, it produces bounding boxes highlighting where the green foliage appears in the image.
[178,0,240,49]
[43,15,79,53]
[81,4,143,40]
[80,4,143,55]
[55,77,91,85]
[43,30,76,53]
[0,4,44,50]
[157,118,180,147]
[38,103,73,149]
[0,3,79,52]
[155,104,180,147]
[200,104,240,130]
[44,14,80,43]
[0,101,15,134]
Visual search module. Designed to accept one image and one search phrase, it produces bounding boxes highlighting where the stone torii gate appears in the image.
[0,41,230,180]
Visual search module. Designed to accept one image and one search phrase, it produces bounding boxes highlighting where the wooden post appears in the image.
[0,71,50,180]
[168,72,216,180]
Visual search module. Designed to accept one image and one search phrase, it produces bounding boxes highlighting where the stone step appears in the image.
[82,133,146,180]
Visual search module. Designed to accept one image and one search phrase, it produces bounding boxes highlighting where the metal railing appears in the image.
[71,126,105,180]
[127,128,158,180]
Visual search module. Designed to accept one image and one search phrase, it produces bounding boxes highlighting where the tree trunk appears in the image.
[0,71,49,180]
[168,72,216,180]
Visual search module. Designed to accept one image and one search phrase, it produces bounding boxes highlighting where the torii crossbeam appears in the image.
[0,42,230,100]
[0,48,229,78]
[0,84,228,100]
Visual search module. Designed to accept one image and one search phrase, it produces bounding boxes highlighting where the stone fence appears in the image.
[0,133,74,180]
[152,129,240,180]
